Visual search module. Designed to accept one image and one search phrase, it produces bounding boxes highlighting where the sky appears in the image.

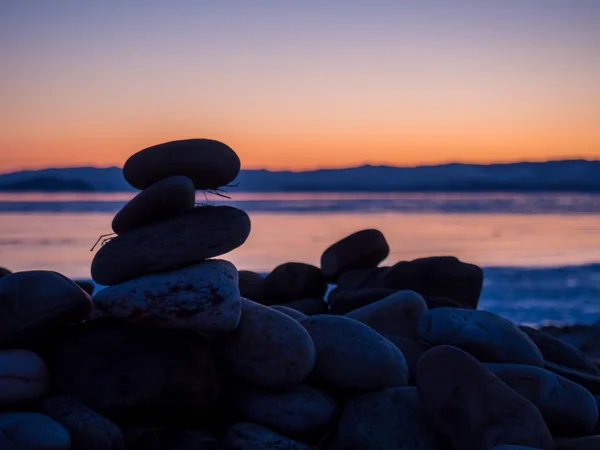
[1,0,599,172]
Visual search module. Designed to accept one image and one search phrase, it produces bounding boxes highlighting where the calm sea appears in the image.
[1,192,600,326]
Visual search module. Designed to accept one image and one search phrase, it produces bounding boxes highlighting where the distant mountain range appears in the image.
[0,160,599,192]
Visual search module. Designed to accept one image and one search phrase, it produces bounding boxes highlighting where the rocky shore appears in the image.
[1,139,600,449]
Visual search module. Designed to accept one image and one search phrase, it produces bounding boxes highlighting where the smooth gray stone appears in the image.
[50,319,220,421]
[519,325,600,375]
[320,229,389,281]
[123,138,241,190]
[265,262,327,304]
[112,175,196,234]
[418,308,544,366]
[0,412,71,449]
[271,305,308,321]
[223,423,312,450]
[91,206,251,285]
[238,270,266,303]
[302,315,408,390]
[234,384,336,436]
[346,290,426,339]
[93,260,241,335]
[0,270,92,345]
[491,447,541,450]
[0,349,49,405]
[486,363,598,435]
[221,299,316,388]
[338,386,448,450]
[416,346,553,450]
[41,396,125,450]
[554,436,600,450]
[281,298,329,315]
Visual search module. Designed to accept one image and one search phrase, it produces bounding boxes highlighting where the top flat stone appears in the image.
[123,139,241,190]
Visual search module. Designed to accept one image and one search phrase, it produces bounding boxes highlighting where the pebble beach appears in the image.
[1,139,600,449]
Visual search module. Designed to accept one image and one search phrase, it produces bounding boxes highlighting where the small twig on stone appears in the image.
[90,233,117,252]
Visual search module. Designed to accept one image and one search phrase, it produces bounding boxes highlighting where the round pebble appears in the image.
[0,412,71,450]
[0,349,49,405]
[264,262,327,304]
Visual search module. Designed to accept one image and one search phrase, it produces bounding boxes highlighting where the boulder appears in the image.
[345,290,426,339]
[418,308,544,366]
[338,386,448,450]
[91,206,251,285]
[220,299,316,388]
[320,229,389,281]
[271,305,308,321]
[238,270,266,303]
[122,138,240,190]
[0,267,11,278]
[422,295,467,310]
[302,315,408,390]
[49,319,220,421]
[41,396,126,450]
[486,363,598,435]
[282,298,329,315]
[264,263,327,304]
[544,361,600,394]
[0,270,92,345]
[92,260,241,335]
[223,423,312,450]
[334,268,387,292]
[0,412,71,449]
[328,288,397,315]
[0,349,49,405]
[555,436,600,450]
[519,325,600,375]
[124,427,217,450]
[234,384,336,436]
[416,346,553,450]
[74,280,95,296]
[382,334,430,384]
[112,175,196,234]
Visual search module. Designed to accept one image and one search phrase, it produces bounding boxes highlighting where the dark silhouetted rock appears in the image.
[123,138,240,190]
[0,270,92,346]
[49,319,220,422]
[555,436,600,450]
[271,305,308,321]
[422,295,467,310]
[0,412,71,449]
[264,263,327,304]
[223,423,312,450]
[544,361,600,394]
[234,384,336,436]
[382,334,430,384]
[320,229,389,281]
[328,288,397,315]
[91,206,251,285]
[112,175,196,234]
[0,349,48,406]
[92,260,241,335]
[519,325,600,375]
[282,298,329,315]
[416,346,553,450]
[334,268,386,292]
[124,427,217,450]
[372,257,484,309]
[302,315,408,391]
[0,267,11,278]
[486,363,598,436]
[41,396,125,450]
[74,280,95,296]
[418,308,544,366]
[346,290,426,339]
[220,299,315,388]
[338,387,449,450]
[238,270,265,303]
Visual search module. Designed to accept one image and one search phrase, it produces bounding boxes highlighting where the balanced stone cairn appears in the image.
[1,142,600,449]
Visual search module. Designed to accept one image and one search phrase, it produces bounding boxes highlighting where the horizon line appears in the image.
[1,156,600,176]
